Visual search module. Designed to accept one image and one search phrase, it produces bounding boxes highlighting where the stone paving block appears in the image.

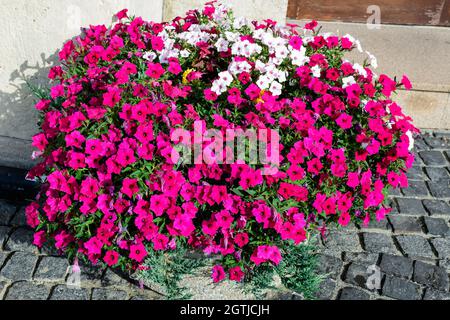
[0,251,9,268]
[10,207,28,227]
[423,288,450,300]
[382,276,422,300]
[413,152,424,165]
[91,288,128,300]
[338,287,371,300]
[315,248,342,259]
[413,261,449,291]
[0,201,16,226]
[431,238,450,259]
[425,167,450,181]
[50,285,90,300]
[101,268,132,287]
[441,259,450,272]
[379,254,414,279]
[323,231,362,253]
[419,151,448,166]
[362,233,397,254]
[344,263,371,289]
[343,252,379,266]
[39,241,60,256]
[396,198,428,216]
[396,235,435,259]
[388,199,399,214]
[0,281,5,294]
[4,281,50,300]
[406,166,425,180]
[445,150,450,160]
[389,187,402,197]
[79,262,106,282]
[423,136,449,149]
[435,132,450,139]
[315,254,343,279]
[423,217,450,236]
[0,252,38,281]
[4,228,37,253]
[413,137,428,152]
[363,218,391,231]
[388,215,423,233]
[0,226,11,248]
[315,278,336,300]
[423,200,450,216]
[401,180,430,197]
[428,181,450,198]
[34,256,69,281]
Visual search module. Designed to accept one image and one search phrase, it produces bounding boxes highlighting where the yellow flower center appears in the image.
[182,68,194,84]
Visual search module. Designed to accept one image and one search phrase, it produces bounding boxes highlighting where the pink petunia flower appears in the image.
[152,234,169,251]
[129,243,147,263]
[211,265,226,283]
[146,62,165,79]
[32,133,48,151]
[150,194,170,216]
[33,230,46,248]
[229,266,245,282]
[121,178,139,198]
[104,250,120,266]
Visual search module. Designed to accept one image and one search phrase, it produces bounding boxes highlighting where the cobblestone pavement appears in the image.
[0,131,449,300]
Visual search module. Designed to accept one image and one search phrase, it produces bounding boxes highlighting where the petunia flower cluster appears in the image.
[27,1,418,283]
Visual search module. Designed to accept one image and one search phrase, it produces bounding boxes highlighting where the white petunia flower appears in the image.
[225,31,239,42]
[233,17,248,29]
[180,50,191,58]
[229,60,252,75]
[311,65,321,78]
[366,51,378,69]
[211,79,228,95]
[291,47,309,66]
[270,57,284,66]
[143,51,157,61]
[342,76,356,88]
[277,70,287,83]
[353,63,368,77]
[269,81,282,96]
[256,75,272,90]
[406,131,415,151]
[215,37,229,52]
[275,45,289,59]
[255,60,267,72]
[218,71,233,85]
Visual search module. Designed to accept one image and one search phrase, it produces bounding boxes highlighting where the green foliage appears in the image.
[275,241,323,300]
[25,80,50,100]
[244,240,322,300]
[137,246,205,300]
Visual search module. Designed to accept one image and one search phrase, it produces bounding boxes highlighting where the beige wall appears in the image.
[163,0,289,23]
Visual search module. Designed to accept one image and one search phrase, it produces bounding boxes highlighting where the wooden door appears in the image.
[287,0,450,26]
